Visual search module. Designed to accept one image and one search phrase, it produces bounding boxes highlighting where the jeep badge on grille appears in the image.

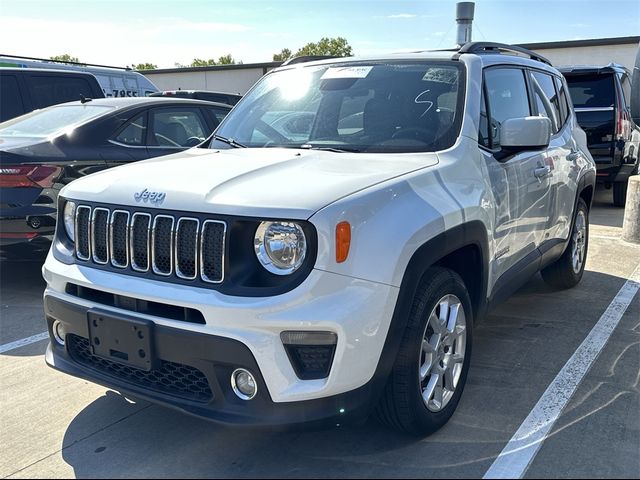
[134,189,166,204]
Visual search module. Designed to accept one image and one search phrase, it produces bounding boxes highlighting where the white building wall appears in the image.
[531,43,639,71]
[145,67,271,94]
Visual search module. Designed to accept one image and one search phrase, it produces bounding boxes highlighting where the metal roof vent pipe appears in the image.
[456,2,475,47]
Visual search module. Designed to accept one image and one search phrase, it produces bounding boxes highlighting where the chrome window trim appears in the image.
[574,107,615,112]
[90,207,110,265]
[152,214,175,276]
[109,210,130,269]
[130,212,151,272]
[200,219,227,284]
[107,139,146,149]
[75,205,92,261]
[175,217,200,280]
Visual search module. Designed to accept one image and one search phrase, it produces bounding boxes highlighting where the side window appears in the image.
[484,68,531,149]
[554,76,570,125]
[208,107,230,125]
[28,76,94,109]
[113,113,147,146]
[618,73,631,106]
[0,75,25,122]
[149,108,208,147]
[478,89,490,148]
[531,71,561,133]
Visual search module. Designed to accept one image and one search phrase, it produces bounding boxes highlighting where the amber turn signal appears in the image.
[336,221,351,263]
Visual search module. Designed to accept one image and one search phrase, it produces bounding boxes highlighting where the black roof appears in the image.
[558,63,629,75]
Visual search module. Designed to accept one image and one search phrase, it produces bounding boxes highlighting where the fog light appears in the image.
[52,320,66,346]
[231,369,257,400]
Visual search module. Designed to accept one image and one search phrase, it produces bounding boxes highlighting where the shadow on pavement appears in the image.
[590,186,625,228]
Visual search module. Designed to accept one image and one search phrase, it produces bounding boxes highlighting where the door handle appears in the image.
[534,165,551,178]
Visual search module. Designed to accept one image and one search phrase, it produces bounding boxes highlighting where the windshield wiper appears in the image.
[212,134,246,148]
[300,144,361,153]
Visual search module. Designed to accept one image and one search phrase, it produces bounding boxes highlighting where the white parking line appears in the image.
[483,262,640,479]
[0,332,49,354]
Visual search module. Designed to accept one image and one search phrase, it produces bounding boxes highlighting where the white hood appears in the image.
[62,147,439,218]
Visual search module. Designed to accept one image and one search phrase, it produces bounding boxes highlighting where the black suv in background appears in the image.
[0,68,105,122]
[150,90,242,106]
[561,64,639,206]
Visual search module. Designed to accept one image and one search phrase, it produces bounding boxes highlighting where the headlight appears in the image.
[63,201,76,242]
[254,221,307,275]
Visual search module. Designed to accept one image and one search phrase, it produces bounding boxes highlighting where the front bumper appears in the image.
[44,296,377,427]
[43,252,400,425]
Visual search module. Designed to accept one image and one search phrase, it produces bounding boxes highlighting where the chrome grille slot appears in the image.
[130,213,151,272]
[91,208,110,264]
[175,218,199,280]
[200,220,226,283]
[110,210,130,268]
[152,215,174,276]
[71,204,226,286]
[75,206,91,261]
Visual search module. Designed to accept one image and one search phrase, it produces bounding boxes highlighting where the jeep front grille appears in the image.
[74,205,226,284]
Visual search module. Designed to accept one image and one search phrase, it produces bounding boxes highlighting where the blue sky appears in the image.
[0,0,638,68]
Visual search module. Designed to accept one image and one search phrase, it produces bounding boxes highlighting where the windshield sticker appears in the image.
[321,66,373,80]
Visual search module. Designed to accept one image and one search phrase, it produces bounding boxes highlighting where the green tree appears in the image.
[272,48,292,62]
[190,58,217,67]
[217,54,238,65]
[50,54,80,64]
[133,62,157,71]
[295,37,352,57]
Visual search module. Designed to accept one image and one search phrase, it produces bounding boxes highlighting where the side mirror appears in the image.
[498,116,552,159]
[631,46,640,125]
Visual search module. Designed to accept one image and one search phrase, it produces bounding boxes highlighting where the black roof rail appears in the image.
[0,53,132,71]
[458,42,552,66]
[281,55,340,66]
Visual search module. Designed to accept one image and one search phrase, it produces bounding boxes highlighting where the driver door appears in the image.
[146,107,211,157]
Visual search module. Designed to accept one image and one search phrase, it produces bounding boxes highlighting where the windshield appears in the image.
[211,61,464,153]
[0,104,113,138]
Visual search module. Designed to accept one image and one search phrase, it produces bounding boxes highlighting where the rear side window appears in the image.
[207,107,231,125]
[0,75,25,122]
[531,71,562,133]
[618,73,631,105]
[484,68,531,149]
[149,108,208,147]
[114,113,147,146]
[564,74,615,108]
[554,76,570,125]
[28,75,95,109]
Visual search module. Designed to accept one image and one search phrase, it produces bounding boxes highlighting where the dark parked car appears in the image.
[150,90,242,106]
[0,67,105,122]
[560,64,640,206]
[0,97,231,245]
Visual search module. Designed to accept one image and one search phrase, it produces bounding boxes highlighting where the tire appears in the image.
[541,198,589,290]
[613,181,627,207]
[376,267,473,436]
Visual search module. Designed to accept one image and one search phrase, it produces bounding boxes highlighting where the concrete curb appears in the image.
[622,175,640,244]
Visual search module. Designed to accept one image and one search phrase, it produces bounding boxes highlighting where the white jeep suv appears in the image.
[43,43,596,435]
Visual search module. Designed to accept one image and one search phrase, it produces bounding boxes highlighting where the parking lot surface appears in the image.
[1,188,639,479]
